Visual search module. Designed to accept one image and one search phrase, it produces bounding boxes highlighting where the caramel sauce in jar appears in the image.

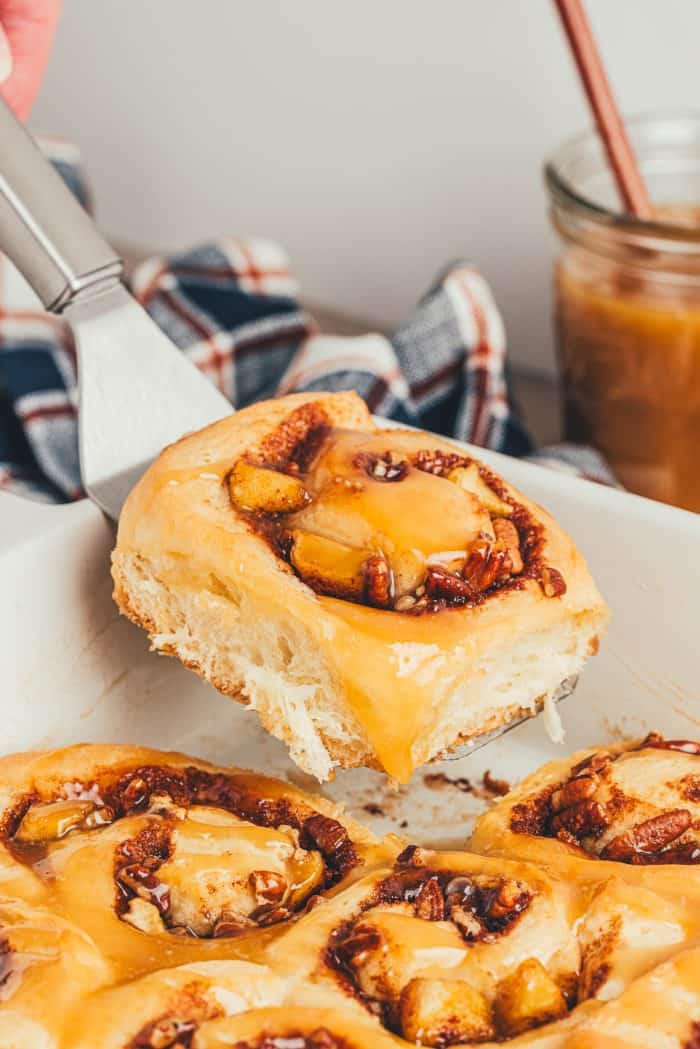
[547,115,700,512]
[555,211,700,510]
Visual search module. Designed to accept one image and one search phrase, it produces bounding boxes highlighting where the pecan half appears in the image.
[539,566,567,598]
[300,814,357,877]
[424,565,475,604]
[630,842,700,865]
[414,877,445,921]
[602,809,692,862]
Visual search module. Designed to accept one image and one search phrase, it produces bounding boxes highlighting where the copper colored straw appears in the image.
[554,0,652,219]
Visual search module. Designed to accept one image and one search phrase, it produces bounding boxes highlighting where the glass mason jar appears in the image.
[545,113,700,512]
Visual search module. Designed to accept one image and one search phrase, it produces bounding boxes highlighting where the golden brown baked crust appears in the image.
[1,741,700,1047]
[112,392,609,783]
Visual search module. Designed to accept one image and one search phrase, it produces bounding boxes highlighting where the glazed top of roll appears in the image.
[470,734,700,880]
[0,744,390,983]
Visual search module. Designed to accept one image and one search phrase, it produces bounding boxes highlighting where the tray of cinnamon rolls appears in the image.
[1,391,700,1046]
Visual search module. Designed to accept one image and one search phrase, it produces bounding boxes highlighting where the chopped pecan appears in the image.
[355,451,409,482]
[121,776,150,811]
[334,925,381,968]
[550,799,607,840]
[450,904,483,941]
[550,774,598,813]
[249,870,288,906]
[539,566,567,598]
[82,805,116,830]
[299,814,357,877]
[571,751,613,777]
[412,450,466,477]
[493,518,523,574]
[364,554,394,609]
[414,877,445,921]
[463,540,512,592]
[481,880,529,924]
[395,844,432,867]
[602,809,692,861]
[212,911,254,938]
[424,565,475,604]
[255,905,291,927]
[116,864,171,917]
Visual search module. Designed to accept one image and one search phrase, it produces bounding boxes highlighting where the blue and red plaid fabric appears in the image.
[0,142,616,504]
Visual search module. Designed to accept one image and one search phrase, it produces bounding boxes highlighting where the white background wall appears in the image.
[32,1,698,374]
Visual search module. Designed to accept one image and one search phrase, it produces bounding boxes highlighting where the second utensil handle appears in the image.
[0,99,123,311]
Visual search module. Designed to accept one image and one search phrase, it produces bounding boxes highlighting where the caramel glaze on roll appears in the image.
[1,742,700,1047]
[266,840,700,1046]
[112,391,609,783]
[0,744,393,985]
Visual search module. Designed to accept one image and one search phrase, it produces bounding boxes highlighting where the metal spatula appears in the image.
[0,100,231,520]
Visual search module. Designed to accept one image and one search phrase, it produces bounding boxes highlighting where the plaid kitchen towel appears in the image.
[0,142,616,504]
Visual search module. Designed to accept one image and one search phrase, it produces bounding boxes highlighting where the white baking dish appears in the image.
[2,446,698,847]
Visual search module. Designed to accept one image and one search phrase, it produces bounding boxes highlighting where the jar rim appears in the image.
[544,110,700,247]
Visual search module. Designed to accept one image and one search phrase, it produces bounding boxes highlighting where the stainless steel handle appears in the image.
[0,99,123,312]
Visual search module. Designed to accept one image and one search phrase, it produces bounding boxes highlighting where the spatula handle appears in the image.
[0,99,123,311]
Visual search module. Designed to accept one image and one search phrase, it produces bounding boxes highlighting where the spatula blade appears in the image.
[68,284,232,520]
[441,675,579,761]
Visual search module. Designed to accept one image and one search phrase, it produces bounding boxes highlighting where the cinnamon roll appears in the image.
[554,947,700,1049]
[0,897,110,1048]
[192,1008,405,1049]
[265,844,691,1045]
[470,734,700,892]
[0,741,698,1046]
[65,960,377,1049]
[112,391,608,782]
[0,744,392,979]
